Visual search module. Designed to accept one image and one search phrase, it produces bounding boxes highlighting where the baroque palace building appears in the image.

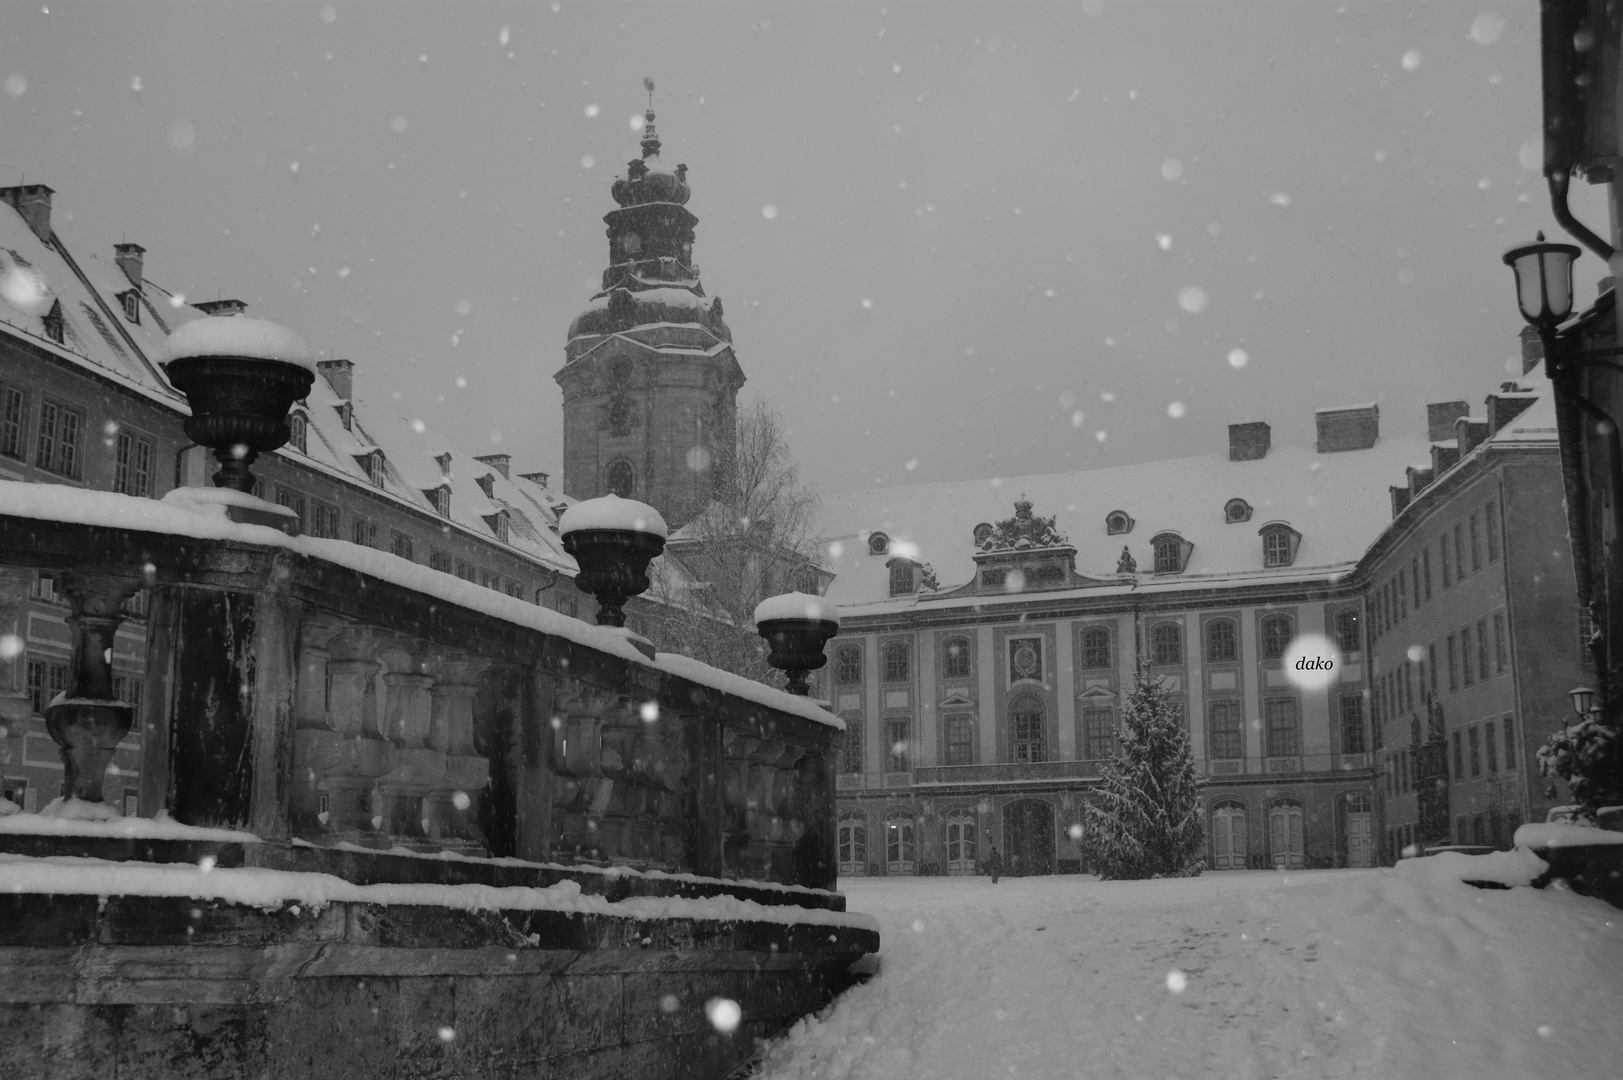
[811,384,1584,876]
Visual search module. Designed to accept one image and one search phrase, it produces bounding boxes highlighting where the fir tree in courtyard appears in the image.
[1081,671,1206,879]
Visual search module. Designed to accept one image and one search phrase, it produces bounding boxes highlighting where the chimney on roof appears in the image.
[519,470,551,488]
[1455,416,1490,457]
[1315,404,1379,453]
[113,243,145,290]
[195,299,247,317]
[1390,485,1411,518]
[317,358,353,400]
[1485,387,1537,435]
[1425,400,1469,442]
[1431,442,1460,476]
[475,453,511,479]
[1227,421,1271,461]
[0,184,54,243]
[1520,326,1544,374]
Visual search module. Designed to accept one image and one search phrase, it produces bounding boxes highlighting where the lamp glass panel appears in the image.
[1513,251,1547,321]
[1541,250,1575,320]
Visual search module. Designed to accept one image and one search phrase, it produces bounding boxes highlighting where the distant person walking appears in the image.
[985,846,1002,884]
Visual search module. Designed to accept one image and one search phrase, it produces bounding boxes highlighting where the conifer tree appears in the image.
[1081,671,1206,879]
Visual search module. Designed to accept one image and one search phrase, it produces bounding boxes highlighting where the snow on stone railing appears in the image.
[0,480,846,892]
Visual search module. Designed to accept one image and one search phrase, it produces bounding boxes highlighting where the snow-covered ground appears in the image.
[758,862,1622,1079]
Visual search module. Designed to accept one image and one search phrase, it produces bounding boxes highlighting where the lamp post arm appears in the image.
[1548,171,1617,262]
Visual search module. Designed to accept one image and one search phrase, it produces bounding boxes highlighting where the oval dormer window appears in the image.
[973,522,993,547]
[868,531,890,556]
[1106,511,1134,536]
[1225,498,1252,524]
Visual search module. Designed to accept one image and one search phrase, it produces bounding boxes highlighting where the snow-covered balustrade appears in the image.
[0,482,874,1078]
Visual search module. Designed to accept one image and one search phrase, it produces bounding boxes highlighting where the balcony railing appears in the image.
[842,752,1376,792]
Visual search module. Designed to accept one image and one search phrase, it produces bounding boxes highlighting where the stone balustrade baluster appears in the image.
[425,654,492,851]
[0,570,31,729]
[289,612,351,836]
[44,572,141,806]
[375,640,442,844]
[317,625,396,843]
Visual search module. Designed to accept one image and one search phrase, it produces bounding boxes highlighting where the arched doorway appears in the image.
[1211,801,1248,870]
[1269,799,1305,870]
[944,810,978,875]
[1003,799,1055,876]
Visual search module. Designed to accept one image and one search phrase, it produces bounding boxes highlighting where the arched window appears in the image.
[1205,618,1237,663]
[1259,522,1301,568]
[838,811,867,875]
[868,532,890,555]
[1211,801,1248,870]
[882,641,910,682]
[839,712,864,774]
[1268,800,1305,869]
[1224,498,1252,524]
[944,810,979,875]
[1150,622,1183,666]
[605,459,634,498]
[835,645,862,685]
[943,636,971,679]
[1261,613,1294,660]
[885,812,916,874]
[288,410,308,454]
[1335,608,1362,654]
[1105,510,1134,535]
[1153,536,1183,573]
[1081,626,1112,669]
[1010,692,1046,763]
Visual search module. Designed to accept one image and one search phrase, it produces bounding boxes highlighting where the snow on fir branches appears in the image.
[1082,671,1206,880]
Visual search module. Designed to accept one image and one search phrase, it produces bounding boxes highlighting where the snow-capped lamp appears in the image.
[754,592,841,697]
[1503,232,1581,333]
[558,495,668,629]
[160,315,317,499]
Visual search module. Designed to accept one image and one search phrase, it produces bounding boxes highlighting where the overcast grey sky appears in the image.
[2,1,1603,496]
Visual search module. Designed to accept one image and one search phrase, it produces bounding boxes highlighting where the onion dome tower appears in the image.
[556,79,744,532]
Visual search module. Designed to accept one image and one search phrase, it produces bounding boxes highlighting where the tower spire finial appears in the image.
[639,77,660,157]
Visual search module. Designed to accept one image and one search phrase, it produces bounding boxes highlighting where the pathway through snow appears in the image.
[755,866,1622,1079]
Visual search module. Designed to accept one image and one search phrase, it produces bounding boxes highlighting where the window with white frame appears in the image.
[114,428,153,498]
[1150,622,1183,666]
[34,397,83,478]
[943,636,971,679]
[1010,692,1046,763]
[1205,618,1238,663]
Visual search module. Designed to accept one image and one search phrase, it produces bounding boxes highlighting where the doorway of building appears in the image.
[1345,792,1372,868]
[1002,799,1055,876]
[945,811,978,875]
[1211,801,1248,870]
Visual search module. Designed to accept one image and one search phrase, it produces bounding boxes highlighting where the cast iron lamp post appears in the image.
[753,592,840,697]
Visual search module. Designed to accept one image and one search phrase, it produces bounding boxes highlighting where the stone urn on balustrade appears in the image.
[559,495,669,629]
[160,315,316,528]
[754,592,841,696]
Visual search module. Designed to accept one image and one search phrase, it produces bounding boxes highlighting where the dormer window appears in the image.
[1224,498,1253,524]
[436,452,452,478]
[1258,522,1302,568]
[476,473,495,498]
[336,401,352,431]
[42,300,64,344]
[120,291,140,324]
[1105,511,1134,536]
[288,410,308,454]
[484,508,510,544]
[887,557,916,596]
[973,522,993,547]
[868,532,890,556]
[355,449,385,487]
[425,484,451,517]
[1150,531,1192,574]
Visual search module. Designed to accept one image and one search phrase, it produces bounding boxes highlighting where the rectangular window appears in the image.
[1503,716,1515,770]
[1461,627,1474,687]
[1452,729,1463,779]
[34,397,84,478]
[1429,643,1438,694]
[1494,612,1508,673]
[429,547,452,573]
[1486,721,1498,773]
[1086,706,1120,760]
[1423,547,1434,600]
[1264,698,1299,757]
[351,517,377,548]
[1580,606,1596,667]
[274,486,308,533]
[1470,514,1483,572]
[25,658,69,715]
[835,646,862,684]
[885,718,910,772]
[1411,557,1421,610]
[479,568,500,591]
[883,642,910,682]
[1397,572,1407,619]
[1441,532,1453,587]
[113,673,144,732]
[1486,500,1501,562]
[1468,724,1481,777]
[1476,618,1490,682]
[888,562,914,596]
[1454,524,1466,578]
[839,715,864,774]
[0,382,26,459]
[114,429,154,497]
[302,499,336,540]
[454,560,477,584]
[391,531,414,560]
[1340,695,1366,754]
[1418,658,1427,699]
[1447,634,1459,692]
[942,637,971,679]
[944,715,973,766]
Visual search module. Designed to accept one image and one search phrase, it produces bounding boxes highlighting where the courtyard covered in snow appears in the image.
[758,861,1621,1079]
